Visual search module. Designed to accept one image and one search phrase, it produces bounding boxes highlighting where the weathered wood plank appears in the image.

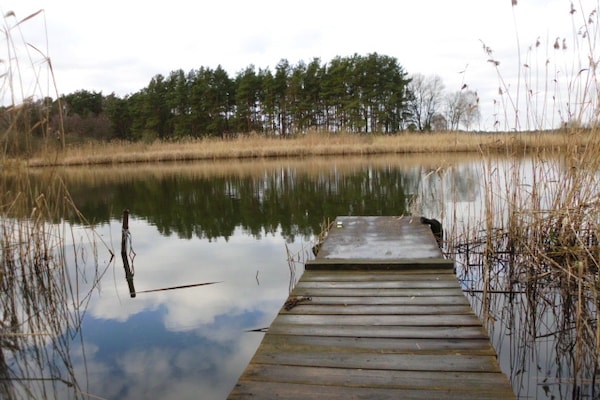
[305,258,454,270]
[304,295,471,305]
[238,364,514,393]
[290,287,464,297]
[310,216,444,260]
[274,313,484,326]
[267,323,490,339]
[251,350,502,372]
[301,269,454,281]
[296,280,459,289]
[260,334,497,354]
[282,304,474,315]
[229,380,515,400]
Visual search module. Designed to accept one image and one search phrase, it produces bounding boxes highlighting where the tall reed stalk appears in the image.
[441,2,600,398]
[408,2,600,398]
[1,9,107,399]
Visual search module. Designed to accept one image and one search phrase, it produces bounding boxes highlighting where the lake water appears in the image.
[3,154,598,399]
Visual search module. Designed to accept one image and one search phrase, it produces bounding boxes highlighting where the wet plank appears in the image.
[310,216,442,261]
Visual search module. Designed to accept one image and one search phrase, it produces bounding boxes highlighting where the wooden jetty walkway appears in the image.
[228,216,515,399]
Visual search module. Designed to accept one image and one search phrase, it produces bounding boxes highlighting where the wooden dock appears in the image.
[228,216,515,399]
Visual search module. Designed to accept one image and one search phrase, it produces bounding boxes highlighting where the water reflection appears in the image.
[7,154,594,399]
[51,155,458,239]
[417,155,600,399]
[7,155,463,400]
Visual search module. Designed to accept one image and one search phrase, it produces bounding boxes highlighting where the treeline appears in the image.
[94,53,410,140]
[1,53,481,147]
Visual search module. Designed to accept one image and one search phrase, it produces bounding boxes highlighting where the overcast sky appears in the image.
[2,0,596,130]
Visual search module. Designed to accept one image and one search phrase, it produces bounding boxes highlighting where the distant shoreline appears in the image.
[6,130,590,168]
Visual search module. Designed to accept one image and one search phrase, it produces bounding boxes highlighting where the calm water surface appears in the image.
[5,154,597,399]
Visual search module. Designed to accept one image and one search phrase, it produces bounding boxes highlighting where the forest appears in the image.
[1,53,480,145]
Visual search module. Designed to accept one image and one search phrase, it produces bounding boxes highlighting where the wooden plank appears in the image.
[312,216,444,261]
[290,287,464,297]
[268,323,490,339]
[274,313,484,327]
[305,258,454,270]
[301,270,457,281]
[304,295,472,305]
[282,304,474,315]
[237,364,514,393]
[260,334,497,354]
[296,280,459,289]
[230,380,515,400]
[250,350,502,373]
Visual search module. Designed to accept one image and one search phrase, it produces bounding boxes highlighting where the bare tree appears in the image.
[445,89,480,131]
[430,113,448,131]
[407,74,445,131]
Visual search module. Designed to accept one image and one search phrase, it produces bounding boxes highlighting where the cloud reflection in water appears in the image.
[70,219,295,400]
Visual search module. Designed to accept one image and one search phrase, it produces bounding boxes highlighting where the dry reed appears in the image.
[1,9,108,399]
[433,2,600,397]
[9,129,578,168]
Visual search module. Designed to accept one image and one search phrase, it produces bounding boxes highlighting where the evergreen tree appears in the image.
[61,53,415,139]
[234,66,260,132]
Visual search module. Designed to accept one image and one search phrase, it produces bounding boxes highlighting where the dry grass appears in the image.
[428,3,600,395]
[406,5,600,391]
[0,9,108,399]
[405,128,600,395]
[445,144,600,394]
[0,169,111,399]
[7,129,583,167]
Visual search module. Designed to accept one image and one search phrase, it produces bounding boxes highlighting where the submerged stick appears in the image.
[121,209,136,298]
[135,281,222,294]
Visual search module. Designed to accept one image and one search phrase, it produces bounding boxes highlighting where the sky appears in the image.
[1,0,597,130]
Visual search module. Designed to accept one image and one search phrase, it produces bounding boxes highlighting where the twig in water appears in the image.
[135,281,222,294]
[245,327,269,333]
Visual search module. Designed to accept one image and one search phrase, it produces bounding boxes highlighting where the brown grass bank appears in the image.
[9,130,587,168]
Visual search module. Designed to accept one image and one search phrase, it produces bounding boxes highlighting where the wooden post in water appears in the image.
[121,209,136,298]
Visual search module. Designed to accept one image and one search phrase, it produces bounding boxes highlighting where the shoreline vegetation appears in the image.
[4,129,594,168]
